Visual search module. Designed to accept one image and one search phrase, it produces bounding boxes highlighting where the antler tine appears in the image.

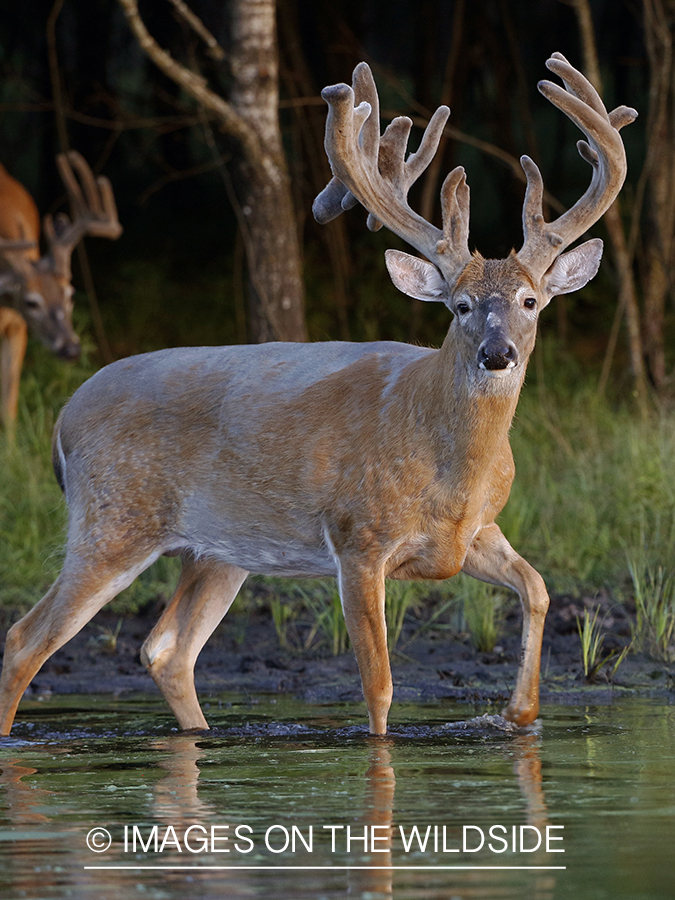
[0,237,37,283]
[435,166,471,275]
[56,151,92,222]
[314,63,464,272]
[517,54,637,279]
[0,238,37,253]
[367,103,451,234]
[83,173,122,240]
[312,176,356,225]
[58,151,123,241]
[366,115,415,233]
[312,62,385,227]
[546,52,607,117]
[353,63,382,163]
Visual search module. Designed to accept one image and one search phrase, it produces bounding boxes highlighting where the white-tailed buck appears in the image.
[0,54,635,736]
[0,151,122,434]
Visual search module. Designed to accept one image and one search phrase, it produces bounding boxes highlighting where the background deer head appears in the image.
[0,150,122,360]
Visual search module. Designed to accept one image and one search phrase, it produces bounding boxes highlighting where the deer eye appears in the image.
[523,297,537,310]
[24,293,44,310]
[456,301,471,315]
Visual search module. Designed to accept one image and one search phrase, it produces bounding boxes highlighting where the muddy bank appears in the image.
[3,590,673,717]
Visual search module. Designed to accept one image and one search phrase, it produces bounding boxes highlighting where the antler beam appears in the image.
[313,63,471,286]
[43,151,122,279]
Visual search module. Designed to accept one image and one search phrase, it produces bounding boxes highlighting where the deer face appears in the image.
[449,255,540,379]
[385,238,604,386]
[16,262,80,360]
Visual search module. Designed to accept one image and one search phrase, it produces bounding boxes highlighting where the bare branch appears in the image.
[0,100,203,133]
[138,157,226,205]
[166,0,225,60]
[117,0,279,184]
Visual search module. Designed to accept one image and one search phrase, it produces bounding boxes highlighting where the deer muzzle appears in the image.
[53,335,81,361]
[477,336,519,371]
[58,342,81,361]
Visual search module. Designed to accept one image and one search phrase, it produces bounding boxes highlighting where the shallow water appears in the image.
[0,694,673,900]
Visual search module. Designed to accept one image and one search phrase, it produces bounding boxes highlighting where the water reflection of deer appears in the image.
[0,731,557,900]
[147,735,397,896]
[147,732,556,900]
[151,734,212,822]
[0,755,67,898]
[346,734,554,899]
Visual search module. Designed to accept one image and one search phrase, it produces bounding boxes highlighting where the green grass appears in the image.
[502,376,675,596]
[0,348,86,612]
[292,581,350,656]
[385,581,422,651]
[626,538,675,662]
[452,574,507,653]
[576,604,632,681]
[576,606,607,679]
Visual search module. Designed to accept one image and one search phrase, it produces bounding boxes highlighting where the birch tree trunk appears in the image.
[229,0,306,342]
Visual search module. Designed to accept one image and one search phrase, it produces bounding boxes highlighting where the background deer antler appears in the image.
[41,151,122,280]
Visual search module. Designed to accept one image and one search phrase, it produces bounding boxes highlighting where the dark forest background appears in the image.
[0,0,671,400]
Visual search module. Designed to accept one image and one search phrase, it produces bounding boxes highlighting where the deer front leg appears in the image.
[0,308,28,438]
[461,523,549,727]
[338,562,392,735]
[141,555,248,731]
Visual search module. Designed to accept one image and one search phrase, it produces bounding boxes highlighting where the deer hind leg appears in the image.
[338,562,392,735]
[0,548,160,736]
[461,523,549,727]
[140,554,248,731]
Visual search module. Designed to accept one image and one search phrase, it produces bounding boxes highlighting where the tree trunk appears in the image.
[570,0,649,408]
[642,0,675,391]
[278,0,352,340]
[229,0,307,342]
[234,161,307,342]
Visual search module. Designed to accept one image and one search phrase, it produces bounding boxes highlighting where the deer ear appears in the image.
[385,249,448,302]
[541,238,603,304]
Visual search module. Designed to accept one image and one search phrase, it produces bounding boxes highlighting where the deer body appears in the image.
[0,162,41,252]
[56,335,514,582]
[0,153,121,434]
[0,55,635,736]
[0,255,549,736]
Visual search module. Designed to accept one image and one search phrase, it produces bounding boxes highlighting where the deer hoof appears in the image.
[501,700,539,728]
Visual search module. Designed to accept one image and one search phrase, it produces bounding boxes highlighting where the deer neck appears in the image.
[400,326,526,489]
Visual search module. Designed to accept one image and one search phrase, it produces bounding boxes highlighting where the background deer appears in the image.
[0,151,122,435]
[0,54,635,737]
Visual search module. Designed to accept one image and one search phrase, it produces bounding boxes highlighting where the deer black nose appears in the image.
[477,338,518,371]
[56,341,81,361]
